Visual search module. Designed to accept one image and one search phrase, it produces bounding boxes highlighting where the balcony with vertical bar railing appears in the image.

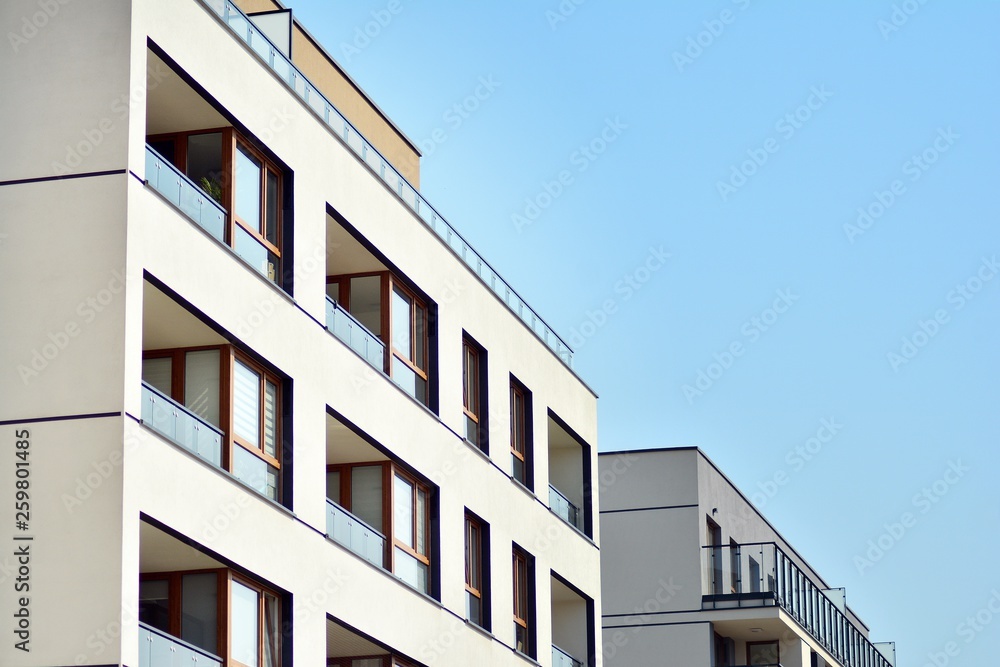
[702,542,892,667]
[199,0,575,370]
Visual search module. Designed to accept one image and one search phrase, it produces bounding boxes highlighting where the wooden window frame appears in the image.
[142,345,283,500]
[146,128,283,280]
[391,468,431,573]
[512,546,533,657]
[465,513,483,625]
[231,350,282,471]
[509,376,532,488]
[139,567,280,667]
[462,336,485,449]
[388,280,429,387]
[230,572,282,667]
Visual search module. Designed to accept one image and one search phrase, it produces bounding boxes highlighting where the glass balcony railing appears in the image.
[141,382,223,468]
[144,145,226,244]
[703,543,892,667]
[549,484,583,530]
[201,0,574,369]
[552,644,584,667]
[139,622,222,667]
[326,498,386,569]
[325,296,386,371]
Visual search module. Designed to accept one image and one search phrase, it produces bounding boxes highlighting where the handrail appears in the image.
[552,644,583,667]
[325,498,385,541]
[702,542,891,667]
[138,621,223,666]
[325,498,386,568]
[140,381,224,467]
[144,144,227,243]
[201,0,574,368]
[324,295,386,370]
[548,483,582,529]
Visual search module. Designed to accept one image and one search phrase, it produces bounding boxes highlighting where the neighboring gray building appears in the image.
[599,448,895,667]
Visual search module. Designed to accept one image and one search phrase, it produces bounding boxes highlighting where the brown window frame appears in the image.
[746,640,780,666]
[512,546,533,657]
[142,344,283,502]
[326,461,434,590]
[465,513,483,625]
[509,377,532,488]
[146,127,284,283]
[391,468,431,574]
[326,271,432,406]
[139,568,281,667]
[462,336,486,449]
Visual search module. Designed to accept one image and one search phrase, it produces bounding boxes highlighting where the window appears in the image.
[139,569,281,667]
[393,471,431,593]
[390,284,428,404]
[462,336,487,450]
[465,512,489,629]
[510,377,532,488]
[142,345,284,503]
[326,272,432,407]
[147,128,285,286]
[512,546,534,657]
[747,640,779,666]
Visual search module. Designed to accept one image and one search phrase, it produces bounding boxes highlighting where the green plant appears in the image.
[199,176,223,204]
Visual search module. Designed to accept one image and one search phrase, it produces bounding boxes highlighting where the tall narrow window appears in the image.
[462,336,486,450]
[232,355,281,501]
[510,378,532,488]
[512,546,534,657]
[465,513,488,628]
[393,471,430,593]
[390,284,429,405]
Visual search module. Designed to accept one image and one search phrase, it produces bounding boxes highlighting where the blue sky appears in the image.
[290,2,999,664]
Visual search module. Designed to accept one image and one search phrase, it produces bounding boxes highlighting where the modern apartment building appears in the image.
[598,448,895,667]
[0,1,600,666]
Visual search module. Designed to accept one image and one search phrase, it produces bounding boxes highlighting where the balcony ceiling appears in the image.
[548,417,580,452]
[326,413,388,465]
[139,521,223,573]
[326,618,388,659]
[146,51,228,136]
[143,281,227,350]
[326,215,387,277]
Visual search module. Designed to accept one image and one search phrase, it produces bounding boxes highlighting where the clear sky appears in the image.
[289,2,999,664]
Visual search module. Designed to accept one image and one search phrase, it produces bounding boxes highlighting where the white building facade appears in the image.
[0,2,601,666]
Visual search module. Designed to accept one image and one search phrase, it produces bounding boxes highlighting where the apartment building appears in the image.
[0,1,600,666]
[599,448,895,667]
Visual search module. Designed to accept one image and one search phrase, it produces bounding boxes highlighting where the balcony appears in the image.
[552,644,584,667]
[139,622,222,667]
[703,543,892,667]
[326,498,386,569]
[141,381,223,467]
[549,484,583,530]
[325,295,385,371]
[202,0,574,369]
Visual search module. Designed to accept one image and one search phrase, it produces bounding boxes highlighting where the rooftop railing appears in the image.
[703,542,892,667]
[144,145,226,244]
[141,381,223,468]
[139,622,222,667]
[326,498,386,569]
[325,296,386,371]
[549,484,583,531]
[201,0,574,368]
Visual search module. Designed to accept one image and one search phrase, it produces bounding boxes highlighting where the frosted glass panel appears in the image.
[349,275,381,336]
[142,358,172,396]
[185,350,220,427]
[351,466,383,532]
[181,573,217,654]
